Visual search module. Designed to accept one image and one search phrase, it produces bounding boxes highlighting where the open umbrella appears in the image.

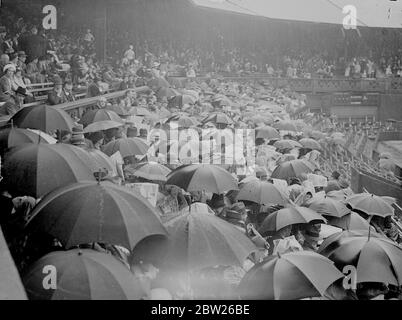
[273,121,298,132]
[0,127,54,155]
[271,159,315,180]
[130,162,171,182]
[255,126,280,140]
[318,235,402,286]
[85,148,115,174]
[103,138,149,158]
[203,113,233,125]
[177,116,199,128]
[309,130,326,140]
[318,230,382,255]
[307,196,351,218]
[238,251,344,300]
[0,227,27,300]
[79,109,123,127]
[83,120,123,133]
[236,180,289,206]
[22,249,146,300]
[166,164,238,194]
[179,202,215,215]
[346,193,394,218]
[27,181,167,250]
[273,139,303,150]
[3,144,95,198]
[10,105,75,132]
[299,138,322,151]
[259,206,326,233]
[326,212,373,231]
[144,211,257,270]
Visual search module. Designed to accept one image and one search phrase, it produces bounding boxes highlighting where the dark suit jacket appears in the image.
[47,90,67,105]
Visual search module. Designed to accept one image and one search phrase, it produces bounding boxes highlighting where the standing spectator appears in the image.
[124,45,135,64]
[19,26,46,63]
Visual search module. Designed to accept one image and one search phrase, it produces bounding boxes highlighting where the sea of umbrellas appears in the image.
[0,78,401,300]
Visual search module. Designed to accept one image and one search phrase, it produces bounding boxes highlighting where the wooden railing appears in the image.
[0,86,150,128]
[171,75,402,94]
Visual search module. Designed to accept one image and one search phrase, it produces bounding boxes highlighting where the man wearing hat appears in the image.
[70,124,88,148]
[47,76,68,105]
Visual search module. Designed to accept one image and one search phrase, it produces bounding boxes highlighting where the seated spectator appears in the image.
[47,76,67,105]
[0,63,16,102]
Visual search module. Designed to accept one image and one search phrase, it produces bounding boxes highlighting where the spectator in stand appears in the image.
[26,57,41,83]
[124,45,135,65]
[87,77,103,98]
[47,76,67,105]
[0,64,17,103]
[0,54,9,77]
[19,26,46,63]
[63,80,75,102]
[0,26,7,56]
[16,51,28,75]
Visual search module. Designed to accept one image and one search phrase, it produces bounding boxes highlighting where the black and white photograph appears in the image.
[1,0,402,306]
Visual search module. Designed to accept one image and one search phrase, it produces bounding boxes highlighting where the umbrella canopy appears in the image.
[203,113,233,125]
[166,164,238,193]
[326,188,354,201]
[103,138,149,158]
[0,127,54,155]
[299,138,322,151]
[22,249,146,300]
[236,180,289,206]
[157,211,257,270]
[106,105,130,117]
[309,130,326,140]
[319,235,402,286]
[85,148,115,174]
[255,126,280,140]
[79,109,123,127]
[307,196,351,218]
[273,139,303,150]
[318,230,382,255]
[83,120,123,133]
[326,212,373,231]
[346,193,394,218]
[0,227,27,300]
[177,116,199,128]
[27,181,167,250]
[130,162,171,182]
[59,144,115,175]
[271,159,315,180]
[238,251,343,300]
[273,121,298,132]
[179,202,215,215]
[3,144,95,198]
[259,206,326,233]
[10,105,75,132]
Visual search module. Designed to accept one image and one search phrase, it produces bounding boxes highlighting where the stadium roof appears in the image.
[191,0,402,28]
